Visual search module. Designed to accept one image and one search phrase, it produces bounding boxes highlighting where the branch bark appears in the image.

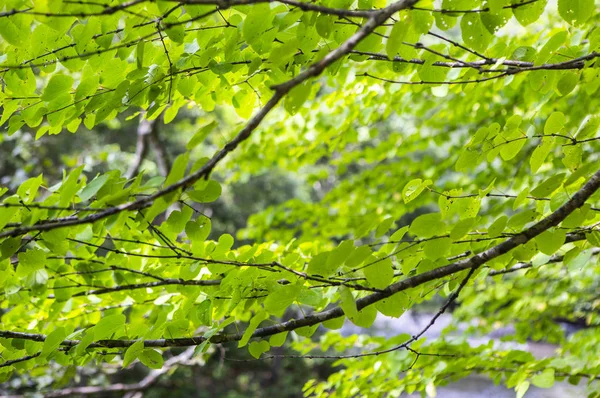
[0,0,420,240]
[2,168,599,358]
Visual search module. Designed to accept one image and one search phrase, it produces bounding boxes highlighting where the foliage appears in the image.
[1,0,600,396]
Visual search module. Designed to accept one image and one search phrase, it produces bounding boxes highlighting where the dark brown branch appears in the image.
[0,0,420,240]
[2,167,599,354]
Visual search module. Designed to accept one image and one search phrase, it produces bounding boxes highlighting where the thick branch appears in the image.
[0,0,419,240]
[2,168,599,355]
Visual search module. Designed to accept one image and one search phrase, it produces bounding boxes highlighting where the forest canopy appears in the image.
[1,0,600,396]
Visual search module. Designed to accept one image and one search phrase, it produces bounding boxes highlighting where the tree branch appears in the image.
[0,0,420,240]
[2,167,599,357]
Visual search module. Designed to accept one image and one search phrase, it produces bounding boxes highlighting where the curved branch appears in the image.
[0,0,420,240]
[2,167,599,356]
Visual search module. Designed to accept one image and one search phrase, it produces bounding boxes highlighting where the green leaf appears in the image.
[535,229,566,255]
[364,257,394,289]
[556,72,579,96]
[269,332,288,347]
[461,13,492,53]
[139,349,164,369]
[41,327,67,359]
[78,174,110,202]
[196,300,213,326]
[531,368,555,388]
[93,314,126,340]
[481,2,511,34]
[376,293,408,317]
[536,31,567,64]
[187,121,217,150]
[123,340,145,368]
[164,153,189,187]
[530,173,565,197]
[558,0,593,25]
[451,218,476,240]
[188,180,222,203]
[264,284,301,316]
[386,22,406,59]
[348,305,377,328]
[42,75,73,102]
[248,340,270,359]
[402,179,432,203]
[59,166,84,207]
[513,0,546,26]
[544,112,566,135]
[423,237,452,260]
[409,213,445,238]
[323,317,345,330]
[239,311,268,348]
[339,286,358,319]
[530,137,554,173]
[375,217,395,238]
[566,249,592,271]
[515,381,530,398]
[242,4,273,47]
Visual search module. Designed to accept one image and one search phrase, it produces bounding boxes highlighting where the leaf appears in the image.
[536,31,567,64]
[423,237,452,260]
[364,257,394,289]
[269,332,288,347]
[188,180,222,203]
[139,349,164,369]
[339,286,358,319]
[481,2,511,33]
[93,314,126,340]
[556,72,579,96]
[187,121,217,150]
[348,305,377,328]
[375,217,395,238]
[450,218,476,240]
[59,166,84,207]
[42,75,73,102]
[409,213,445,238]
[558,0,593,25]
[513,0,546,26]
[323,317,345,330]
[264,284,301,316]
[196,300,213,326]
[248,340,270,359]
[123,340,145,368]
[239,311,268,348]
[562,145,582,171]
[544,112,566,135]
[386,22,407,59]
[535,229,566,255]
[402,179,432,203]
[531,368,555,388]
[78,174,110,202]
[516,381,530,398]
[530,173,565,197]
[376,293,408,317]
[41,327,66,359]
[164,153,189,187]
[461,13,492,53]
[566,249,592,271]
[530,137,554,173]
[242,4,273,47]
